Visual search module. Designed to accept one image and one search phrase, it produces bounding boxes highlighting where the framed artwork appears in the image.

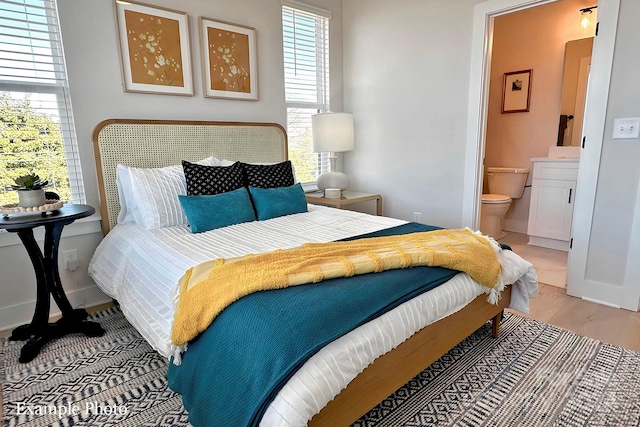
[199,17,258,101]
[114,0,193,96]
[501,69,532,113]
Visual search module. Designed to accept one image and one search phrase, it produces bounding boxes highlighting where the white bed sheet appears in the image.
[89,204,537,426]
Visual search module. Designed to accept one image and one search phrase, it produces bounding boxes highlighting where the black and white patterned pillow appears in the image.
[241,161,295,188]
[182,160,245,195]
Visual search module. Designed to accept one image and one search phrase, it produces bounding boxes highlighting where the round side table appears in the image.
[0,204,105,363]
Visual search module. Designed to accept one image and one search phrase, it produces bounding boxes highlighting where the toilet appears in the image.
[480,167,529,240]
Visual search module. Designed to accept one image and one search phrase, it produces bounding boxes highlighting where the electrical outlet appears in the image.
[413,212,422,222]
[62,249,79,271]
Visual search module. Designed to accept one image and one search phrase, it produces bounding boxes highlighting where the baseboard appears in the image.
[0,285,111,333]
[527,235,570,251]
[580,296,620,309]
[503,219,528,234]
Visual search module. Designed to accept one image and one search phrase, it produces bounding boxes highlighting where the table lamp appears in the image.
[312,112,354,193]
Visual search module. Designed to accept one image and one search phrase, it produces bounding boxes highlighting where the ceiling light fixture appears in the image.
[580,6,597,30]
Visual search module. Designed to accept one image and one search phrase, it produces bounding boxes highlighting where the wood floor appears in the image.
[509,282,640,353]
[499,231,640,353]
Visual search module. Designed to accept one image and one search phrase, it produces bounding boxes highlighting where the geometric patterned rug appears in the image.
[3,308,640,427]
[354,313,640,427]
[1,308,189,427]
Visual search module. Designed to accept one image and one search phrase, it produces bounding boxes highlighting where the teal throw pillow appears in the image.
[249,183,308,221]
[178,187,256,233]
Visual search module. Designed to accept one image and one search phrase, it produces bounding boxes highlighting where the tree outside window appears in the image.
[0,0,85,207]
[0,93,70,205]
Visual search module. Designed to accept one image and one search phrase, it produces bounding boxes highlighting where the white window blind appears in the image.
[282,3,330,184]
[0,0,85,205]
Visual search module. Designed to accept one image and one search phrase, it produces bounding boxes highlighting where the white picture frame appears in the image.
[199,17,258,101]
[114,0,194,96]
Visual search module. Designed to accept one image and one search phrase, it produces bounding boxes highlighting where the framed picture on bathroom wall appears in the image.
[501,69,532,113]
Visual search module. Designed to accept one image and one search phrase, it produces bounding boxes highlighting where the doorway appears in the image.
[479,0,596,287]
[463,0,619,303]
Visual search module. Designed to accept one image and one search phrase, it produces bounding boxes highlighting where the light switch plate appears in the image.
[612,118,640,139]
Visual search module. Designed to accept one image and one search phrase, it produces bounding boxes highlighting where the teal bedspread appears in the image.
[167,223,460,426]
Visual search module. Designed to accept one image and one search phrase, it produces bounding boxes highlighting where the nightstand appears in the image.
[0,204,105,362]
[305,191,383,216]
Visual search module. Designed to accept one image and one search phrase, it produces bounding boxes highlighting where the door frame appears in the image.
[463,0,620,301]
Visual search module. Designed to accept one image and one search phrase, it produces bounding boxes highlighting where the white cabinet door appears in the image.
[527,179,575,241]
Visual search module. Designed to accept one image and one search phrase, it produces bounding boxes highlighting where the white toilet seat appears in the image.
[482,193,511,203]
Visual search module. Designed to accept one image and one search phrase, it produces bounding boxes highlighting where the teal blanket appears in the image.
[167,223,459,426]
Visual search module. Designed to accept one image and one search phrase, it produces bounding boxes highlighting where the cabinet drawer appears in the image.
[532,162,579,180]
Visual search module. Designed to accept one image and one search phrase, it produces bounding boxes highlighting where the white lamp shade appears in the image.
[312,112,354,153]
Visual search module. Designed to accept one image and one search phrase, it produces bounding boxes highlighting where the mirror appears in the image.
[558,37,594,146]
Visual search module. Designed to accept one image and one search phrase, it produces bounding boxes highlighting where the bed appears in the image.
[89,119,537,426]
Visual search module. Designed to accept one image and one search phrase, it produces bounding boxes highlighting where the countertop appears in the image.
[530,157,580,163]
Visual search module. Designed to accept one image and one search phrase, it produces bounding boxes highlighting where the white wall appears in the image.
[585,0,640,288]
[0,0,343,331]
[342,0,483,227]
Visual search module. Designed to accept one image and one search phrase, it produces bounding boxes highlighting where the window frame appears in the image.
[282,1,332,186]
[0,0,86,205]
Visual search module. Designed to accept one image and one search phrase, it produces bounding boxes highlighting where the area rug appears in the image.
[2,308,640,426]
[354,313,640,427]
[1,308,188,427]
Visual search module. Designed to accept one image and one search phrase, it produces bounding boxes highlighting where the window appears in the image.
[0,0,85,205]
[282,2,330,184]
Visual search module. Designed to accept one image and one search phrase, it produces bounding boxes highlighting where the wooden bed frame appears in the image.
[310,287,510,425]
[92,119,510,426]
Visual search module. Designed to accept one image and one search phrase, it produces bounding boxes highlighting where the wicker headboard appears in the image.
[92,119,288,235]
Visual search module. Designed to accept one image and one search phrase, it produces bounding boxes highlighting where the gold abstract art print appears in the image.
[199,18,258,100]
[115,1,193,95]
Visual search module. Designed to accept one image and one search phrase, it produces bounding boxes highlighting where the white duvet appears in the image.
[89,204,537,426]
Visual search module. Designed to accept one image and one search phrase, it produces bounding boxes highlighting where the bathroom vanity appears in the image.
[527,156,580,251]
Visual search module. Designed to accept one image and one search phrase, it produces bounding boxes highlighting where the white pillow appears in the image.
[115,156,222,228]
[128,164,186,229]
[217,158,236,167]
[116,164,137,224]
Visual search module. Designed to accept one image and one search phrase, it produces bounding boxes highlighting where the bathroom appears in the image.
[479,0,597,287]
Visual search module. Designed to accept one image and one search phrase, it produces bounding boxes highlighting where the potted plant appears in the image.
[8,173,49,208]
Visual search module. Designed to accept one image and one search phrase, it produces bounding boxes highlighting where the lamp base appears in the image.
[316,172,349,192]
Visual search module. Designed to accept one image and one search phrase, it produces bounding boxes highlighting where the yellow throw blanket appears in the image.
[171,228,501,347]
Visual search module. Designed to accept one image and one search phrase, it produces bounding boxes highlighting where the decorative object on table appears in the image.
[114,0,193,96]
[501,69,532,113]
[312,112,355,192]
[324,188,341,199]
[199,17,258,100]
[0,200,64,218]
[6,173,48,208]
